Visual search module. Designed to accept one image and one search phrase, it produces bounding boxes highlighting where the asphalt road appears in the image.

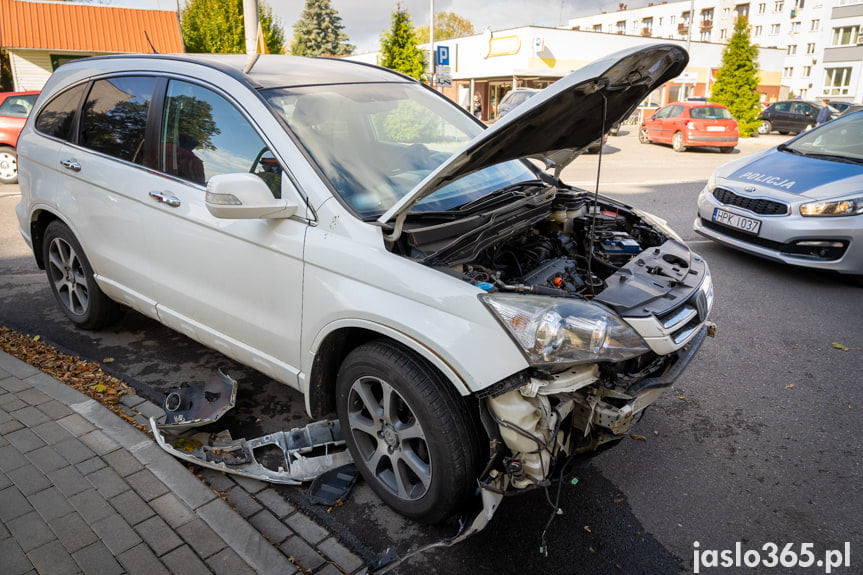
[2,130,861,574]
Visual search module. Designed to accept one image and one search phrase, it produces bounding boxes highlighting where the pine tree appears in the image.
[290,0,354,57]
[181,0,285,54]
[380,6,426,81]
[709,17,761,137]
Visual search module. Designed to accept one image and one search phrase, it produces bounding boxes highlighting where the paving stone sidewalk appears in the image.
[0,350,365,575]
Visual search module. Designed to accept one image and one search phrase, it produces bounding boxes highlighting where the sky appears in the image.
[266,0,622,54]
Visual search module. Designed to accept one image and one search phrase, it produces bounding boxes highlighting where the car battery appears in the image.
[596,235,641,265]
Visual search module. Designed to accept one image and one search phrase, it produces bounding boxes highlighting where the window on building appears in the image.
[722,8,730,18]
[616,20,626,33]
[671,15,677,24]
[803,66,811,77]
[754,25,763,36]
[794,0,805,8]
[682,11,691,24]
[720,29,728,39]
[810,19,820,31]
[594,24,602,32]
[736,3,751,18]
[791,21,801,33]
[783,66,794,77]
[700,30,711,40]
[832,26,860,46]
[774,1,784,12]
[643,17,653,33]
[787,44,797,54]
[771,23,781,34]
[824,67,852,95]
[806,43,816,53]
[758,2,766,13]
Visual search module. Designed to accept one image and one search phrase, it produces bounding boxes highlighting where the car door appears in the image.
[142,78,308,388]
[54,76,159,318]
[792,102,817,132]
[769,101,792,131]
[644,105,669,141]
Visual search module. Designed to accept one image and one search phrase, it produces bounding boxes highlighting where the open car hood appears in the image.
[379,44,688,228]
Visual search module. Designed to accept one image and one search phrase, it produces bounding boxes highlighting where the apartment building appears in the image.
[566,0,863,102]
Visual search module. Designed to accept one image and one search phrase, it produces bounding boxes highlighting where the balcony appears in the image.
[678,23,689,33]
[642,27,653,36]
[701,19,713,29]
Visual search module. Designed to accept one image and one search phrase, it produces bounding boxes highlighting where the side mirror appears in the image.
[205,173,299,220]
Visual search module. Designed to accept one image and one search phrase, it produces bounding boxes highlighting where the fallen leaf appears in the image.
[33,335,40,341]
[785,384,795,389]
[832,342,850,351]
[678,395,687,401]
[93,384,107,393]
[653,430,659,435]
[584,525,591,533]
[102,357,115,363]
[630,433,647,441]
[780,406,786,409]
[613,498,625,505]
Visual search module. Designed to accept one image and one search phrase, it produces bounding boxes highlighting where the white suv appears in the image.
[16,45,713,524]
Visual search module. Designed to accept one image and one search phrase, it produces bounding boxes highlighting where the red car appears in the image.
[0,90,39,184]
[639,101,738,153]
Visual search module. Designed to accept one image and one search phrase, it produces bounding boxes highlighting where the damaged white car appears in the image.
[16,44,712,525]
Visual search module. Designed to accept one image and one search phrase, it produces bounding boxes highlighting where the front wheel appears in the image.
[43,221,121,329]
[672,131,686,152]
[638,126,650,144]
[758,120,772,135]
[336,340,482,524]
[0,145,18,184]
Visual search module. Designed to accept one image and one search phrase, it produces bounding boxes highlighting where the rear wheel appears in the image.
[43,221,121,329]
[719,146,735,154]
[758,120,772,135]
[638,126,650,144]
[0,145,17,184]
[672,131,686,152]
[335,340,482,524]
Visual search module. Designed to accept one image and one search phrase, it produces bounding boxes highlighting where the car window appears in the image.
[653,106,671,119]
[160,80,281,196]
[690,106,733,120]
[667,105,684,117]
[0,94,37,118]
[79,76,156,165]
[34,83,88,141]
[786,111,863,160]
[793,102,812,115]
[774,102,791,112]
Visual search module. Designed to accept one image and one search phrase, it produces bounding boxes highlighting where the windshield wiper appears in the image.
[777,144,804,156]
[795,152,863,165]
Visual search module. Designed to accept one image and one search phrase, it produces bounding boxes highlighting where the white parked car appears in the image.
[16,45,713,524]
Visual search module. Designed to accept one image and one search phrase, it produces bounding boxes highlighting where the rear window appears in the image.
[0,94,37,118]
[79,76,156,165]
[35,84,88,141]
[690,106,732,120]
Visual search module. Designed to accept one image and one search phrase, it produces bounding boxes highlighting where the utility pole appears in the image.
[429,0,435,88]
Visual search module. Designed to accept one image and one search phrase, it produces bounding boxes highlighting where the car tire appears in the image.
[758,120,772,135]
[778,131,790,135]
[0,145,18,185]
[719,146,735,154]
[672,132,686,152]
[335,340,482,524]
[43,221,122,330]
[638,126,650,144]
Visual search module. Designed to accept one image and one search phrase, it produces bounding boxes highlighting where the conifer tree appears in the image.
[709,17,761,137]
[380,5,426,81]
[290,0,354,57]
[181,0,285,54]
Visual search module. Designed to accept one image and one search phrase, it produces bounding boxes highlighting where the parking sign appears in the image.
[436,46,449,67]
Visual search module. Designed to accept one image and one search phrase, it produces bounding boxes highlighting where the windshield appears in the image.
[263,82,537,218]
[783,111,863,162]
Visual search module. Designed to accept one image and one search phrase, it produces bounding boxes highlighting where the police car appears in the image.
[694,110,863,280]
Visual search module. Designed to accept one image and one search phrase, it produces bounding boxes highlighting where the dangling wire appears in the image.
[586,91,608,297]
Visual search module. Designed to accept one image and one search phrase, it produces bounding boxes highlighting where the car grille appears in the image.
[713,187,788,215]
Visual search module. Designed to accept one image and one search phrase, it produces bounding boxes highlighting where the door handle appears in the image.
[149,191,181,208]
[60,159,81,172]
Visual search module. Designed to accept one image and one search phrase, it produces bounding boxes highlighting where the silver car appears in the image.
[695,110,863,280]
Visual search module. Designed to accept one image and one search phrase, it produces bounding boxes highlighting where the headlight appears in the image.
[800,197,863,217]
[481,294,650,366]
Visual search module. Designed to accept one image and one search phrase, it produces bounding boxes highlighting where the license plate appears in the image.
[706,126,725,132]
[713,208,761,235]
